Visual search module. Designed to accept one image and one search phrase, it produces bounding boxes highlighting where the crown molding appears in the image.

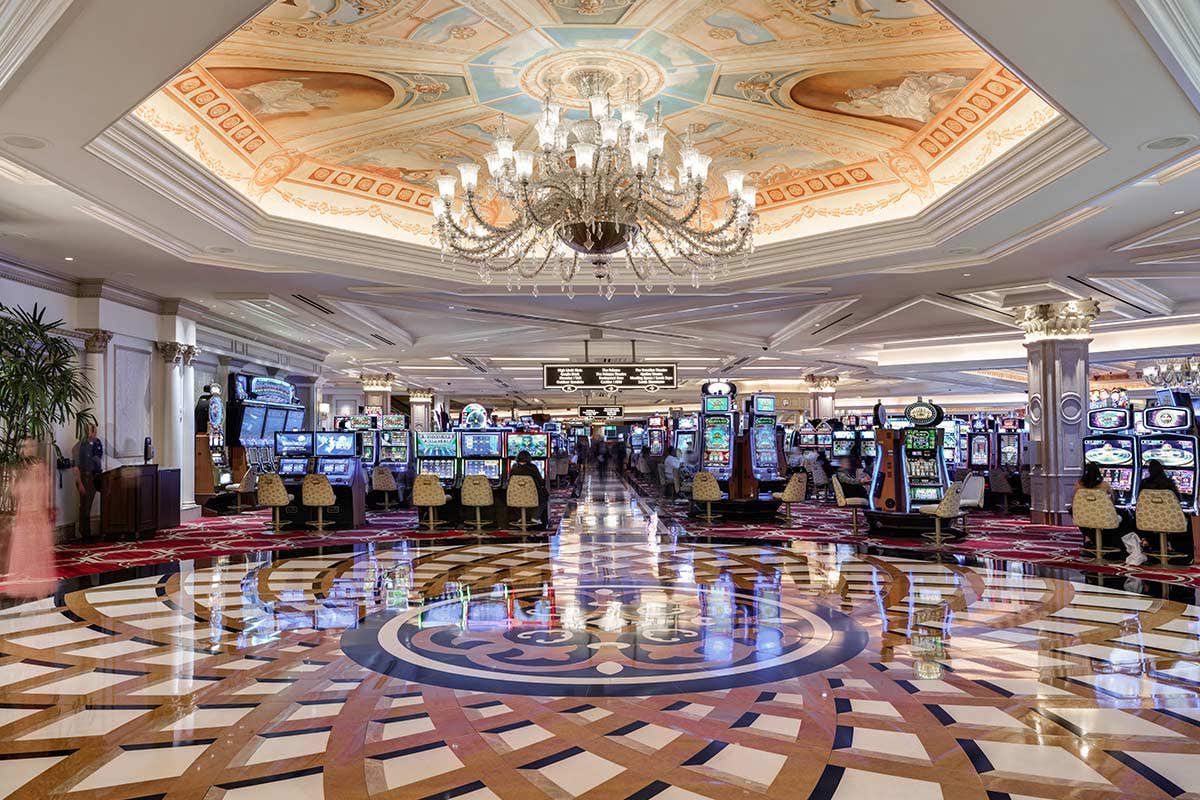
[0,0,73,98]
[1123,0,1200,112]
[0,254,77,294]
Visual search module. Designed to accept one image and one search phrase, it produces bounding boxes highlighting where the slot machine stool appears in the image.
[1071,488,1121,563]
[461,475,495,532]
[832,478,869,535]
[371,465,399,511]
[506,476,540,533]
[691,472,723,525]
[919,484,963,549]
[1135,490,1190,565]
[256,473,293,534]
[302,474,336,532]
[228,466,259,514]
[772,472,807,527]
[413,474,448,531]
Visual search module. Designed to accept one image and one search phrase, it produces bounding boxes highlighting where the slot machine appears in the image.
[939,419,962,468]
[997,417,1024,470]
[815,421,835,457]
[415,432,459,486]
[505,431,549,479]
[1083,407,1138,508]
[1140,405,1199,512]
[630,425,646,450]
[860,429,877,460]
[700,381,736,481]
[194,384,232,502]
[377,415,411,493]
[796,421,817,455]
[746,394,780,480]
[831,430,855,460]
[673,414,700,466]
[647,416,667,457]
[359,429,378,471]
[967,430,994,471]
[460,429,506,486]
[869,400,948,516]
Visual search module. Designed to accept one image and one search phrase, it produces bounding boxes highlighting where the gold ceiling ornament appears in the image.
[805,373,840,392]
[1013,299,1099,342]
[361,372,396,392]
[432,74,758,300]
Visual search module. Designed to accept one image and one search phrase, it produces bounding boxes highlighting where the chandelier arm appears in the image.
[639,221,689,276]
[460,192,525,236]
[624,248,649,281]
[518,245,555,279]
[643,203,752,256]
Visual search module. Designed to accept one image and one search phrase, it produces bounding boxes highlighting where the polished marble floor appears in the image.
[1,476,1199,799]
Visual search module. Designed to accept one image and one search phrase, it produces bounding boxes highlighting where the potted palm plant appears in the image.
[0,303,96,513]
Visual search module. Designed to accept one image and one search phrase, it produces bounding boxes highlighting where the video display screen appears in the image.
[379,431,405,446]
[675,432,696,456]
[816,434,832,446]
[1084,438,1134,466]
[754,396,775,413]
[461,433,502,457]
[1102,467,1133,491]
[381,414,407,430]
[463,459,501,480]
[1167,469,1195,495]
[239,405,266,441]
[344,415,376,431]
[263,407,288,438]
[907,429,937,451]
[969,436,989,465]
[416,432,458,458]
[832,433,853,457]
[284,409,306,431]
[506,433,548,459]
[278,457,308,476]
[508,459,545,477]
[275,432,313,456]
[754,427,776,452]
[1140,437,1195,468]
[315,431,357,457]
[1088,408,1130,431]
[420,460,456,480]
[317,458,350,476]
[1145,406,1192,431]
[862,439,877,457]
[703,396,731,413]
[911,486,940,501]
[703,417,732,466]
[379,445,408,464]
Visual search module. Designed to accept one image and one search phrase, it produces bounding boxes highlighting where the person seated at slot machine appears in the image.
[835,457,870,499]
[786,446,804,473]
[509,450,549,530]
[1140,459,1181,498]
[1075,463,1112,497]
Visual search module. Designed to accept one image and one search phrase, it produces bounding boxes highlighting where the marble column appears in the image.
[1016,300,1098,525]
[156,341,187,472]
[362,373,394,414]
[409,390,433,432]
[180,345,199,510]
[805,374,839,420]
[79,329,113,443]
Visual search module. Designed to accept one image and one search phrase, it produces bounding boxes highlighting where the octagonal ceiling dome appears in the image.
[131,0,1057,250]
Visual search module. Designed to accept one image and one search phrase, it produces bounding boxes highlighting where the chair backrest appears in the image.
[240,466,259,491]
[507,475,539,508]
[1020,471,1032,495]
[960,475,985,507]
[990,471,1013,494]
[779,471,807,502]
[1135,489,1188,533]
[831,475,847,507]
[372,464,398,492]
[256,473,290,507]
[692,471,722,502]
[412,474,446,507]
[1072,487,1120,531]
[302,473,336,507]
[461,474,494,507]
[934,483,962,517]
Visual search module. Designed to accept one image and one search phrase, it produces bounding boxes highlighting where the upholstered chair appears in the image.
[919,483,963,547]
[1072,487,1122,563]
[506,475,540,533]
[958,474,986,534]
[832,476,870,535]
[1135,489,1189,565]
[772,472,808,526]
[228,466,258,514]
[461,474,495,532]
[302,473,337,531]
[256,472,293,533]
[691,471,723,524]
[990,470,1014,512]
[371,465,399,511]
[412,474,447,531]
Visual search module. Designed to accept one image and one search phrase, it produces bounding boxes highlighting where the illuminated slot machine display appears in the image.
[313,430,359,485]
[359,429,378,470]
[832,430,855,459]
[747,394,779,480]
[460,430,505,485]
[967,430,993,470]
[630,425,646,450]
[938,420,961,468]
[673,414,699,466]
[378,430,410,468]
[815,421,834,456]
[193,384,232,501]
[860,429,877,459]
[903,427,947,505]
[647,416,668,457]
[505,431,549,479]
[1140,405,1199,512]
[415,432,460,486]
[997,417,1024,469]
[700,390,735,481]
[1083,407,1138,507]
[795,422,818,455]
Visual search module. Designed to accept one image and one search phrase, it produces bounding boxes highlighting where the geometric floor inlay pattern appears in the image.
[1,477,1198,798]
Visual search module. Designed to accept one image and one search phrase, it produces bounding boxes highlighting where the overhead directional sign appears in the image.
[579,406,624,419]
[544,363,677,392]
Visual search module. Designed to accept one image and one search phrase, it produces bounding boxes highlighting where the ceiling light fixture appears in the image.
[1,134,48,150]
[63,256,74,261]
[1173,209,1186,216]
[1141,135,1196,151]
[433,74,757,300]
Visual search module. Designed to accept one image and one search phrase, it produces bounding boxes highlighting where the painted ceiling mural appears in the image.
[133,0,1057,251]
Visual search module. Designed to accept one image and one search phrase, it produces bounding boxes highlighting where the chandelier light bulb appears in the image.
[724,170,745,196]
[629,112,648,137]
[484,152,504,177]
[619,99,638,124]
[436,174,456,200]
[457,162,479,192]
[536,119,557,150]
[599,116,620,146]
[589,93,609,119]
[646,124,666,154]
[629,140,650,173]
[693,154,712,182]
[495,136,515,162]
[431,196,447,219]
[513,150,534,180]
[741,184,757,208]
[573,142,596,175]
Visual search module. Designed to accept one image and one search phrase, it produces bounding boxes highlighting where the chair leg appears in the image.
[269,506,284,533]
[309,506,328,531]
[1093,528,1105,564]
[475,506,483,532]
[1157,531,1170,564]
[851,507,859,536]
[518,507,529,532]
[932,517,943,548]
[382,491,393,511]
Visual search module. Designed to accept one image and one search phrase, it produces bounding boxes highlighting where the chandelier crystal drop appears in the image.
[430,71,758,298]
[1142,357,1200,390]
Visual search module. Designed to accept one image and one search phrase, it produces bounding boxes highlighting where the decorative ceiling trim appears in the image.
[0,0,73,98]
[1122,0,1200,112]
[1112,208,1200,252]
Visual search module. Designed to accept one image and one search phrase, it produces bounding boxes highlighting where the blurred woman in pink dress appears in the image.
[5,438,57,598]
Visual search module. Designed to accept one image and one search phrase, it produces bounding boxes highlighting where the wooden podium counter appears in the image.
[100,465,180,539]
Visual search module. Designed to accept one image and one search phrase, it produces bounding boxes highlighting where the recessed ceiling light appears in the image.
[1173,209,1187,215]
[448,305,455,309]
[963,272,971,276]
[63,256,74,261]
[2,134,48,150]
[1141,135,1196,151]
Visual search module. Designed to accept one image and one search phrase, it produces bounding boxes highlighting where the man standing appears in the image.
[74,424,104,541]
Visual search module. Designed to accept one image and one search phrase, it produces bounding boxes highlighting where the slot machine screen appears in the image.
[284,409,306,431]
[911,487,940,501]
[1104,468,1133,491]
[832,433,853,457]
[345,415,375,430]
[419,460,456,480]
[1141,438,1194,467]
[969,436,989,465]
[1145,407,1191,430]
[263,407,288,439]
[238,405,266,442]
[703,417,732,466]
[417,432,458,458]
[381,414,407,430]
[379,445,408,464]
[508,459,545,477]
[1168,469,1195,495]
[754,426,776,451]
[754,396,775,413]
[1087,408,1129,431]
[278,457,308,477]
[317,458,350,478]
[861,435,876,458]
[507,433,548,458]
[314,431,357,457]
[703,396,731,413]
[461,433,502,457]
[816,434,832,446]
[275,432,313,456]
[1084,439,1134,466]
[463,459,501,480]
[676,431,696,457]
[907,429,936,451]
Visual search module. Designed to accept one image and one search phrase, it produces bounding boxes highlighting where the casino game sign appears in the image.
[904,400,944,428]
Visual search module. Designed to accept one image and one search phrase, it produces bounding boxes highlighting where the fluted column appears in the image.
[80,329,113,443]
[805,374,839,420]
[157,341,187,471]
[180,345,199,508]
[409,389,433,432]
[1016,300,1099,524]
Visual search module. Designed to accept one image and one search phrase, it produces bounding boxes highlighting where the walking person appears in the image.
[5,438,57,598]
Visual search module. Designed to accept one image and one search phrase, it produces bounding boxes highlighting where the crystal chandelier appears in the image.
[1142,357,1200,390]
[430,71,758,299]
